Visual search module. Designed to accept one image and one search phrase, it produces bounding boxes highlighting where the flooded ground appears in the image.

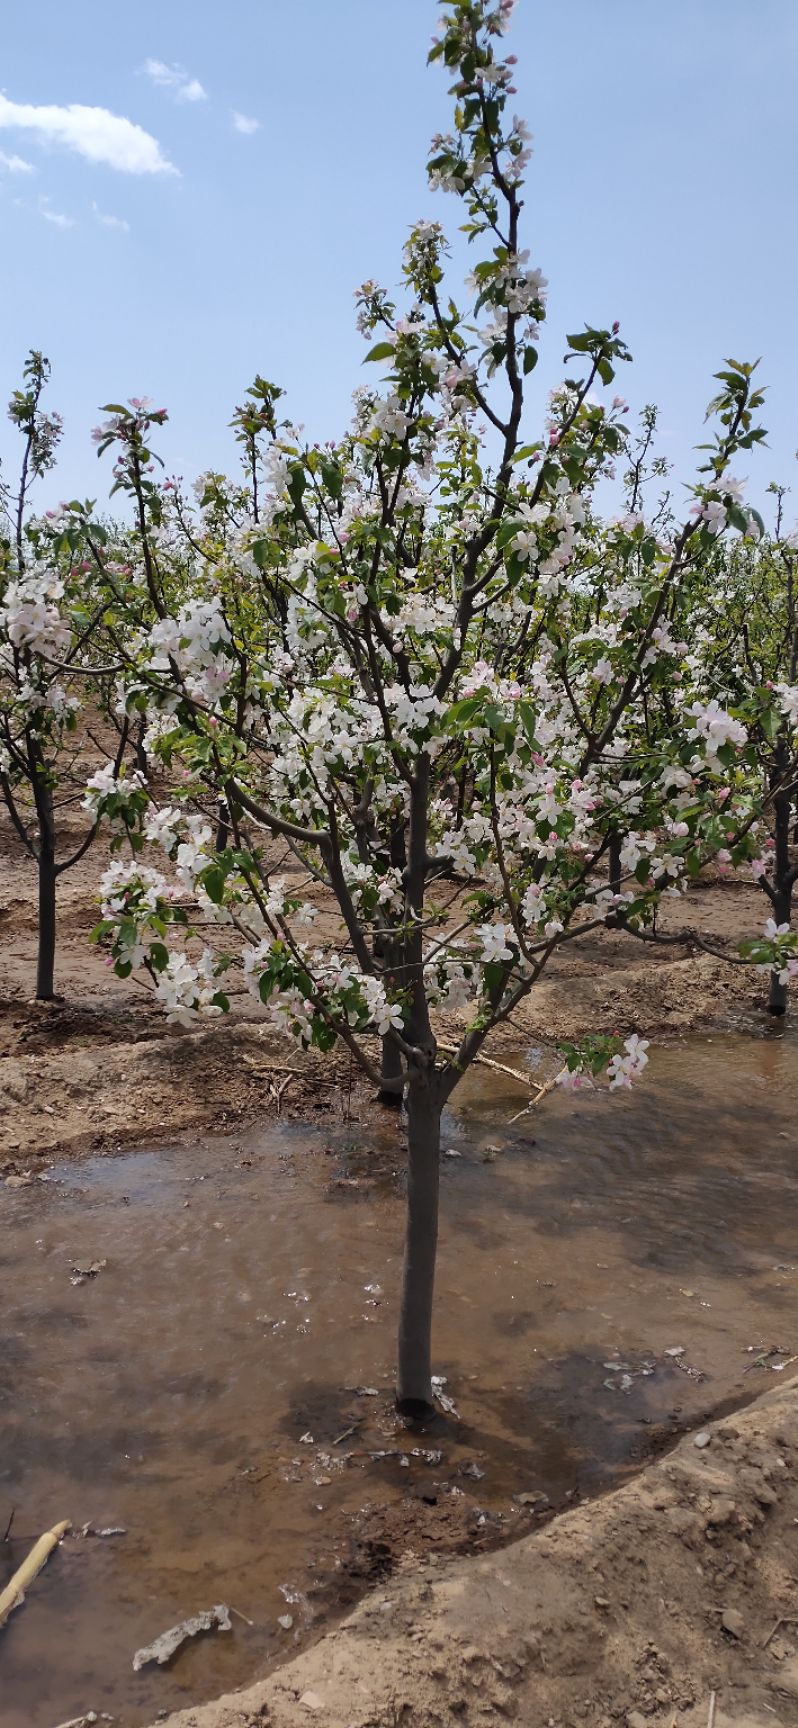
[1,1024,796,1728]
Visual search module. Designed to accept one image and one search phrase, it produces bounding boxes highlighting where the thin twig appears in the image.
[707,1692,717,1728]
[333,1421,362,1446]
[241,1059,313,1078]
[1,1507,15,1543]
[508,1068,568,1124]
[269,1075,294,1117]
[763,1614,798,1649]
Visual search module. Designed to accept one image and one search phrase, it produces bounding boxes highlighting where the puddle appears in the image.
[1,1026,797,1726]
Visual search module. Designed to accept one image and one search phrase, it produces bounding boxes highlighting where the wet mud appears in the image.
[1,1024,796,1726]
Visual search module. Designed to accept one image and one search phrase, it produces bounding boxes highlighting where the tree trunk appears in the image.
[36,845,57,1000]
[769,741,792,1017]
[608,831,623,896]
[32,753,57,1001]
[768,889,792,1017]
[215,799,230,853]
[397,1072,440,1417]
[134,715,148,777]
[377,1034,404,1107]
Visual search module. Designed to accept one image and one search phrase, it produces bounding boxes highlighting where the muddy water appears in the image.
[1,1027,797,1728]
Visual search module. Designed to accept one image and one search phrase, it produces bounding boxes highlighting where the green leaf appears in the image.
[523,346,538,375]
[496,517,523,551]
[761,707,781,741]
[726,502,749,534]
[320,458,343,501]
[287,465,306,508]
[201,864,226,905]
[517,700,539,747]
[445,695,486,730]
[363,342,396,364]
[482,702,506,737]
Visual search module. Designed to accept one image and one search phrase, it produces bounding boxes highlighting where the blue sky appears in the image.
[1,0,797,517]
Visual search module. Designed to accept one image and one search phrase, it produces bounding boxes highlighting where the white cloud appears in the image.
[144,59,207,103]
[41,206,74,230]
[0,94,177,175]
[92,201,130,233]
[231,111,260,136]
[0,148,34,173]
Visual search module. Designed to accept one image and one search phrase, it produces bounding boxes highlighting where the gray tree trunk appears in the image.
[769,741,792,1017]
[36,845,56,1000]
[33,760,57,1001]
[215,799,230,853]
[377,1034,404,1106]
[134,714,148,777]
[396,1071,440,1417]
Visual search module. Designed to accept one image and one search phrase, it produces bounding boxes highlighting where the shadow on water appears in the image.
[1,1023,797,1726]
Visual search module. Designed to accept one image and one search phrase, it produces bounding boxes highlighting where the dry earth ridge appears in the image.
[147,1382,798,1728]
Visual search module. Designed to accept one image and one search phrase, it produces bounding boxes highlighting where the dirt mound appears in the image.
[147,1381,798,1728]
[0,1020,365,1168]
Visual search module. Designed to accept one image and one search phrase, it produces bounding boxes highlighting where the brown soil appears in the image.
[149,1380,798,1728]
[0,813,770,1175]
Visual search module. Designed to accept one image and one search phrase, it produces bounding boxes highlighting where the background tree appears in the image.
[673,490,798,1010]
[0,354,141,998]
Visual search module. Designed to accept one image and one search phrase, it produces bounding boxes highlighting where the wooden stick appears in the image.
[763,1616,784,1649]
[0,1519,71,1628]
[763,1614,798,1648]
[707,1692,717,1728]
[437,1043,547,1091]
[508,1068,568,1124]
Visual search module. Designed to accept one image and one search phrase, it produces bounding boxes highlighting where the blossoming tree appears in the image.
[0,353,142,998]
[80,0,778,1413]
[675,499,798,1011]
